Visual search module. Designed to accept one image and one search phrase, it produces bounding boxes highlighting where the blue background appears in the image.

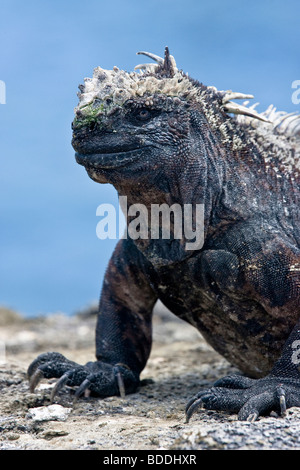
[1,0,299,316]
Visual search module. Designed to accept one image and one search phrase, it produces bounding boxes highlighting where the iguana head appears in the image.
[72,47,206,186]
[72,47,300,190]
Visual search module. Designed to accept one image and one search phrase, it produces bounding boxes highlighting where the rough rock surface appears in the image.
[0,303,300,450]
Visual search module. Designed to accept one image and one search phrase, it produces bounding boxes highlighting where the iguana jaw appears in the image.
[75,147,146,170]
[72,124,156,175]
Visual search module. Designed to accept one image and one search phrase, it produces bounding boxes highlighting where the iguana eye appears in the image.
[137,108,151,121]
[128,106,160,124]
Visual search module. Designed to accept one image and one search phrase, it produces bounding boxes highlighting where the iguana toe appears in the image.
[27,352,139,401]
[186,374,300,422]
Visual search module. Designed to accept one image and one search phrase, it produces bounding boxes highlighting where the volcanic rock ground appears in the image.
[0,302,300,450]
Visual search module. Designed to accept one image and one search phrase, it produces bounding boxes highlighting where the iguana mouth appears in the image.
[75,148,145,169]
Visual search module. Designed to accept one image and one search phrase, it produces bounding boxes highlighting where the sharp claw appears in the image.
[185,390,207,412]
[113,366,126,398]
[50,372,71,402]
[73,378,91,404]
[277,385,287,417]
[116,371,126,398]
[279,396,287,417]
[185,398,204,423]
[279,395,287,417]
[29,369,44,392]
[185,396,197,413]
[246,411,259,422]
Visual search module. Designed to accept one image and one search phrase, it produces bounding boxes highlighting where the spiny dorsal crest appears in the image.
[75,47,300,172]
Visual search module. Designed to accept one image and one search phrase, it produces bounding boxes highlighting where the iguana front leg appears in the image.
[28,239,157,400]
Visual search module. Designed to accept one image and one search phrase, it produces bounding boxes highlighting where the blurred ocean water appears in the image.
[0,0,299,316]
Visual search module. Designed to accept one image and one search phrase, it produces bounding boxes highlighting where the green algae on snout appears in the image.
[73,99,122,130]
[72,102,105,129]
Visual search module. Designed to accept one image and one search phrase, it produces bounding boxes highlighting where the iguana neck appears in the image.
[110,144,224,266]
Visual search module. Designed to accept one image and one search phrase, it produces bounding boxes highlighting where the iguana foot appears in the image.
[27,352,139,401]
[185,374,300,422]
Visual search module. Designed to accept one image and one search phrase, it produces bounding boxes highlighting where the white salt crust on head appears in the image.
[75,50,300,173]
[77,65,197,112]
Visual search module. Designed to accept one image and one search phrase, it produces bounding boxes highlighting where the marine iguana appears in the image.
[28,47,300,422]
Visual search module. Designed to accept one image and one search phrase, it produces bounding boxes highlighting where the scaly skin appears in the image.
[28,48,300,421]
